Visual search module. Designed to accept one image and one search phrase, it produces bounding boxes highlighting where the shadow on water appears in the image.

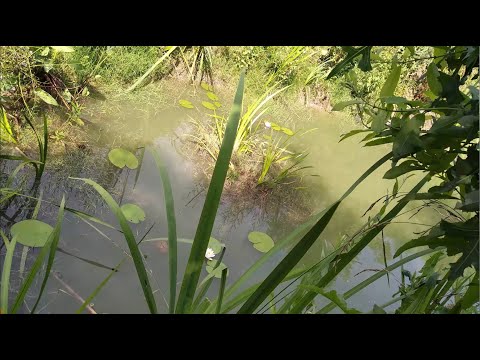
[0,82,443,313]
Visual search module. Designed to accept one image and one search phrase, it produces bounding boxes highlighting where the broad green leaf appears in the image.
[108,148,139,169]
[392,114,425,160]
[201,82,213,91]
[206,260,229,278]
[179,99,194,108]
[326,46,369,79]
[176,72,245,314]
[364,137,394,146]
[281,127,294,136]
[207,92,219,101]
[248,231,274,253]
[10,220,53,248]
[0,107,16,143]
[380,61,401,98]
[427,63,442,96]
[383,160,423,179]
[382,96,409,104]
[34,88,58,106]
[456,190,479,212]
[394,216,479,280]
[358,47,372,72]
[202,101,217,110]
[51,46,74,53]
[70,177,157,313]
[332,99,363,111]
[371,109,388,134]
[339,129,370,142]
[120,203,146,223]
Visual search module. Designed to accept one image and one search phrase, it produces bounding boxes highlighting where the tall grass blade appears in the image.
[31,196,65,313]
[216,268,228,314]
[10,196,65,313]
[317,248,441,314]
[133,147,145,189]
[1,235,18,314]
[175,71,245,314]
[126,46,177,93]
[237,152,393,314]
[290,173,432,313]
[70,177,157,313]
[150,147,178,313]
[76,258,127,314]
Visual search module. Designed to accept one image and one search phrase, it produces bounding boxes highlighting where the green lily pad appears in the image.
[10,220,53,248]
[248,231,274,253]
[120,203,145,223]
[179,99,194,108]
[201,82,213,91]
[202,101,216,110]
[208,237,224,254]
[206,260,229,278]
[108,148,138,169]
[207,92,219,101]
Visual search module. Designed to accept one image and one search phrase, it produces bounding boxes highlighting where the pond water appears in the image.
[0,80,442,314]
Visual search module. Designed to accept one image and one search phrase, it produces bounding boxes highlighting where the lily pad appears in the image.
[120,203,145,223]
[206,260,229,278]
[108,148,138,169]
[202,101,216,110]
[248,231,274,253]
[208,237,224,254]
[179,99,194,109]
[207,92,219,101]
[201,82,213,91]
[10,220,53,248]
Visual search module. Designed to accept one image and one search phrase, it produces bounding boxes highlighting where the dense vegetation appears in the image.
[0,46,478,314]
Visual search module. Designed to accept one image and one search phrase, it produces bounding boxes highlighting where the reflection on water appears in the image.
[0,82,443,313]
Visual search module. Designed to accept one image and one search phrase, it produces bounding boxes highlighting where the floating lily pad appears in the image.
[208,237,224,254]
[201,82,213,91]
[248,231,274,253]
[11,220,53,248]
[108,148,138,169]
[202,101,216,110]
[206,260,229,278]
[207,92,218,101]
[213,101,222,108]
[179,99,194,109]
[120,203,145,223]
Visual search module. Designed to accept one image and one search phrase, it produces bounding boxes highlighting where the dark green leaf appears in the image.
[327,47,369,79]
[380,61,401,98]
[392,114,425,159]
[383,160,423,179]
[332,99,363,111]
[339,129,370,142]
[426,63,442,96]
